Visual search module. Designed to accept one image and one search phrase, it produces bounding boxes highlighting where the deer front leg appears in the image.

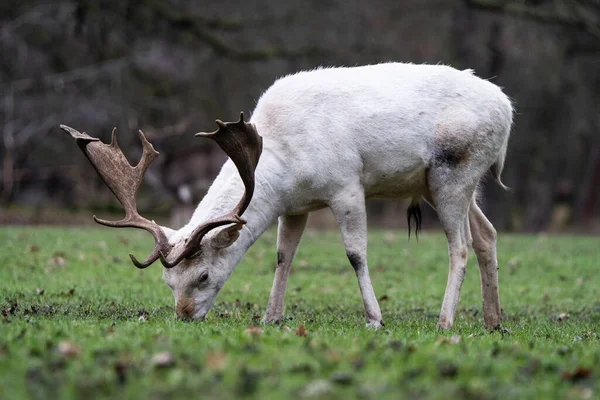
[330,188,383,329]
[262,213,308,324]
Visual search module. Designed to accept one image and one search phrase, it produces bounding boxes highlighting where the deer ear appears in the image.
[211,223,244,249]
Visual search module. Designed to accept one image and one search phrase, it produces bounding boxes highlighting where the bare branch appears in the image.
[143,0,329,61]
[0,57,130,92]
[0,3,75,35]
[464,0,600,40]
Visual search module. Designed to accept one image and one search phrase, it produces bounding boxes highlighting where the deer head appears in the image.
[61,113,262,318]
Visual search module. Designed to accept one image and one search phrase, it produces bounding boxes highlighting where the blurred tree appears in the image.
[1,0,599,232]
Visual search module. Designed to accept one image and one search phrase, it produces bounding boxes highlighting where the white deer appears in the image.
[62,62,513,330]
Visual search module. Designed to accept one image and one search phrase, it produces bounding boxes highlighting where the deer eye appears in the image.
[197,272,209,285]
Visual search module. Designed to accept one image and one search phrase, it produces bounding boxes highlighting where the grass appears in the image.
[0,226,599,399]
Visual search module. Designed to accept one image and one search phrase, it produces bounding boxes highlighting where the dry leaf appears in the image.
[295,324,307,337]
[151,352,174,368]
[325,350,341,362]
[557,312,570,322]
[56,341,80,358]
[436,335,461,346]
[47,257,67,267]
[543,293,551,302]
[205,351,227,370]
[562,367,592,382]
[301,379,333,398]
[245,325,263,336]
[28,245,40,253]
[281,326,291,332]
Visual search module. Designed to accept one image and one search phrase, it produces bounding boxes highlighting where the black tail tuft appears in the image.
[406,202,422,240]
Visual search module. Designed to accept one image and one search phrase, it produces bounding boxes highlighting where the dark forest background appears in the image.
[1,0,599,233]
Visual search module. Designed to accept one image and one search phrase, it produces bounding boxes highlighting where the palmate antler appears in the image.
[159,112,263,267]
[60,125,171,268]
[61,112,262,269]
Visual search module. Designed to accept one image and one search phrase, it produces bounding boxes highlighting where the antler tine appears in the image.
[60,124,172,268]
[160,112,262,267]
[194,111,262,216]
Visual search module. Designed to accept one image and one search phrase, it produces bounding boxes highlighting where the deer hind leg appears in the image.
[469,197,502,330]
[330,186,383,328]
[427,167,477,330]
[262,213,308,324]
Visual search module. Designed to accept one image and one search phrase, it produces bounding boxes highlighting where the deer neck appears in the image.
[172,158,283,262]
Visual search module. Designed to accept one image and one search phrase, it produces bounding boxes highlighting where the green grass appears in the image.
[1,227,599,399]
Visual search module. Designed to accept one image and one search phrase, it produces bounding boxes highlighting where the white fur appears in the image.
[162,63,513,329]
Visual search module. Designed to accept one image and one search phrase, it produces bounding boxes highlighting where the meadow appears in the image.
[0,226,598,399]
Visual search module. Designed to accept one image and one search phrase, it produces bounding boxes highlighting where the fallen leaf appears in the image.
[56,341,80,359]
[295,324,307,337]
[557,312,570,322]
[562,367,592,382]
[568,387,593,400]
[325,350,341,362]
[205,351,227,370]
[439,362,458,378]
[244,325,263,336]
[436,335,460,346]
[151,352,174,368]
[543,293,551,302]
[301,379,333,398]
[47,257,66,268]
[281,326,291,332]
[113,358,130,384]
[28,245,40,253]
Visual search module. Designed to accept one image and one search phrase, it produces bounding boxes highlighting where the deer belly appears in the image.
[363,159,428,200]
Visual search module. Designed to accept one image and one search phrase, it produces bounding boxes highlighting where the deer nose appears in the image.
[175,298,195,320]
